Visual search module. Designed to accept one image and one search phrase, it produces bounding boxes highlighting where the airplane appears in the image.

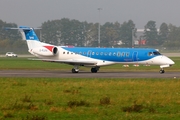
[8,26,174,74]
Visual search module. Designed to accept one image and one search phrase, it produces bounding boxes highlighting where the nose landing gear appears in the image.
[159,64,172,74]
[159,69,165,74]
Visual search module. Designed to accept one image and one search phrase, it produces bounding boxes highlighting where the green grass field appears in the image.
[0,57,180,119]
[1,78,180,120]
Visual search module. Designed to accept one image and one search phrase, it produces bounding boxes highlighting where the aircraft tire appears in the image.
[159,69,165,74]
[72,68,79,73]
[91,68,97,73]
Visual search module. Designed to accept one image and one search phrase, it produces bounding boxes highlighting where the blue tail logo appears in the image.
[19,26,39,41]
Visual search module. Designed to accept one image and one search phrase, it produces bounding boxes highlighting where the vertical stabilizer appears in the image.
[19,26,42,50]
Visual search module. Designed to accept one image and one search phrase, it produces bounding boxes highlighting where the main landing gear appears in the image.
[91,67,100,73]
[72,68,79,73]
[72,65,79,73]
[71,66,100,73]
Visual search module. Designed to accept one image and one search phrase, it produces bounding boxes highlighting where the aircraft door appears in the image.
[133,51,138,61]
[87,50,92,57]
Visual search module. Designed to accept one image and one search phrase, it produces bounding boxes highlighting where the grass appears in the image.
[0,57,180,119]
[0,78,180,119]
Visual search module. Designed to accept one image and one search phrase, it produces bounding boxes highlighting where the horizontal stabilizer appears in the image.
[4,26,41,30]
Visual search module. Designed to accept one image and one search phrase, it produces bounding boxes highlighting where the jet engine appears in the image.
[31,46,58,56]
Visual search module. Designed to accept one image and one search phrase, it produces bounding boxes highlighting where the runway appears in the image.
[0,70,179,78]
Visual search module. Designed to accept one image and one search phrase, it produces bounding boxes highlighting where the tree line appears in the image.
[0,18,180,53]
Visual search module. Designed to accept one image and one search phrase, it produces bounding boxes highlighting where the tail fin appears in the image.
[5,26,53,51]
[19,26,42,50]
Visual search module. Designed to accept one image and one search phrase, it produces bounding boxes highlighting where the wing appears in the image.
[29,58,97,65]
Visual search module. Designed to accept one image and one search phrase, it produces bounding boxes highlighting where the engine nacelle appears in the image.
[31,46,58,56]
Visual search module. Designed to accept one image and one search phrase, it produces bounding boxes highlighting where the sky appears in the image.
[0,0,180,28]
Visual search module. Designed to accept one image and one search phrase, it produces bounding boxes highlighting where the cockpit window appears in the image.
[148,52,153,56]
[153,51,161,55]
[148,51,161,56]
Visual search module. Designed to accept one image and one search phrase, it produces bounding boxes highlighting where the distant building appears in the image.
[134,40,146,45]
[139,39,146,45]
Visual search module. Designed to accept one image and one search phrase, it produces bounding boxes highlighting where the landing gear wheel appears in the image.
[159,69,165,74]
[72,68,79,73]
[91,68,98,73]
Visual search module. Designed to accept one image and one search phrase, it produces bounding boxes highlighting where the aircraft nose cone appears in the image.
[170,60,175,65]
[163,56,175,65]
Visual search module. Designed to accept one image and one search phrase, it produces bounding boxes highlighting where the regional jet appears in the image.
[8,26,175,73]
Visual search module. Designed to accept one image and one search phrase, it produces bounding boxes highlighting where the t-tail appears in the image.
[11,26,57,57]
[19,26,42,50]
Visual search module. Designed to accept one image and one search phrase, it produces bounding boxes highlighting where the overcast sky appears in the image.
[0,0,180,28]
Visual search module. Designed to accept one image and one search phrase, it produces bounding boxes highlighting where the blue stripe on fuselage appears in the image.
[62,47,160,62]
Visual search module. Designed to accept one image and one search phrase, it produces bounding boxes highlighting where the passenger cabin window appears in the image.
[126,53,129,57]
[117,52,121,57]
[92,52,95,55]
[113,52,116,56]
[122,52,125,57]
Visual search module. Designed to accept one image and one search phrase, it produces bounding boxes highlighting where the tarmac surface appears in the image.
[0,70,179,78]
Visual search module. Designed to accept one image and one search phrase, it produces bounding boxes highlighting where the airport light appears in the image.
[98,8,102,47]
[132,28,135,48]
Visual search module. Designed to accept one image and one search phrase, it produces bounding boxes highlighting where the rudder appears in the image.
[19,26,42,50]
